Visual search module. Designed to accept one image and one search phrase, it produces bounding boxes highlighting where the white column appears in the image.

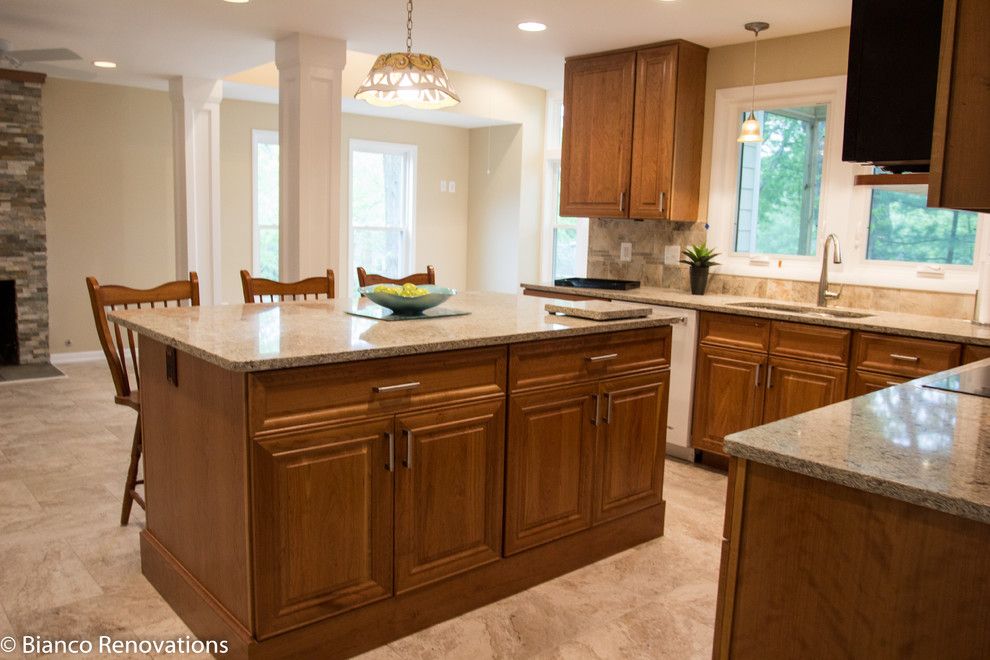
[275,33,347,282]
[169,77,223,304]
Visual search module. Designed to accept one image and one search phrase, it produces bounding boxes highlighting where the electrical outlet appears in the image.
[663,244,680,265]
[620,242,633,262]
[448,180,456,193]
[440,180,447,192]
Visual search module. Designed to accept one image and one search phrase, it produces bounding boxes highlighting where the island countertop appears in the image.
[724,360,990,525]
[108,292,684,372]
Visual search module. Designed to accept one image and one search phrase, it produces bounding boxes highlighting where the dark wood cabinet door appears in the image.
[593,372,669,524]
[252,417,394,638]
[504,383,597,555]
[629,45,676,220]
[762,357,848,424]
[691,345,766,455]
[560,51,636,218]
[394,399,504,593]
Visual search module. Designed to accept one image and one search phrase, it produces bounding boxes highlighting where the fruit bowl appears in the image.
[359,284,456,315]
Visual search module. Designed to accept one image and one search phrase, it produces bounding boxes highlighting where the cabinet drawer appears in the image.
[699,312,770,353]
[769,321,851,365]
[851,332,961,378]
[509,326,671,393]
[848,369,910,397]
[249,347,506,435]
[963,344,990,364]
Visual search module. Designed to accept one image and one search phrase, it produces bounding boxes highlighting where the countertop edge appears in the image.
[724,438,990,526]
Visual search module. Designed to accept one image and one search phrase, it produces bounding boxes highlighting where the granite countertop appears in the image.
[521,283,990,346]
[724,360,990,525]
[108,292,683,372]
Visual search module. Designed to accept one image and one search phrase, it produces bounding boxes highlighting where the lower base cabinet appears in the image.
[761,356,847,424]
[848,369,909,396]
[691,345,765,455]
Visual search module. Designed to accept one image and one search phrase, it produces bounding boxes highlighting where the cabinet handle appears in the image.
[889,353,920,363]
[591,393,600,426]
[385,431,395,472]
[885,381,901,387]
[658,191,666,214]
[754,364,761,388]
[374,381,421,394]
[766,365,774,389]
[587,353,619,362]
[604,393,613,424]
[619,191,625,214]
[403,429,413,469]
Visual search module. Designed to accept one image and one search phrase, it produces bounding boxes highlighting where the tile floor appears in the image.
[0,361,727,659]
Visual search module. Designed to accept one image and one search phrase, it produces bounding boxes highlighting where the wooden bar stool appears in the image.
[240,269,335,303]
[356,265,436,287]
[86,272,200,525]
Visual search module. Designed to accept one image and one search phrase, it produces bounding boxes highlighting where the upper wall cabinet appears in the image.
[560,40,708,222]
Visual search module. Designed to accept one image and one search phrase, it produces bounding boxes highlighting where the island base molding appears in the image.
[715,458,990,659]
[142,503,665,659]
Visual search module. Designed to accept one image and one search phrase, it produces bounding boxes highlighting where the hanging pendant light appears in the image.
[738,21,769,143]
[355,0,460,110]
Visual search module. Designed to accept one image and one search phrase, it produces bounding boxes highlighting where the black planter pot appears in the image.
[689,265,710,295]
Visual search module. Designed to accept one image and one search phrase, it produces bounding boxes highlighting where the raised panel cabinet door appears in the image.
[593,371,669,524]
[504,383,598,555]
[394,398,505,593]
[762,357,848,424]
[629,45,677,220]
[848,369,909,398]
[560,51,636,218]
[252,417,395,638]
[691,345,766,456]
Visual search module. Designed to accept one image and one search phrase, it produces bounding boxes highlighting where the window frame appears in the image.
[708,75,989,294]
[540,95,588,281]
[252,129,280,279]
[346,138,418,294]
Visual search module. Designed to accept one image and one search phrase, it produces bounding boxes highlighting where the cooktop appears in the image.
[554,277,641,291]
[922,365,990,398]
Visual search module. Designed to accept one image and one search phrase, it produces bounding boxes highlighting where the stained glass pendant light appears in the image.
[355,0,460,110]
[738,21,769,143]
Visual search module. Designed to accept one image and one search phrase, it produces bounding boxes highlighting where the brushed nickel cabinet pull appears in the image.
[658,191,666,214]
[385,432,395,472]
[591,394,600,426]
[587,353,619,362]
[604,393,613,424]
[889,353,920,363]
[403,429,413,469]
[754,363,761,388]
[885,381,901,387]
[373,381,421,394]
[619,191,626,214]
[766,365,774,389]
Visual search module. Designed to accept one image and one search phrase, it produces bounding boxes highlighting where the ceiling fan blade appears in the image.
[7,48,81,63]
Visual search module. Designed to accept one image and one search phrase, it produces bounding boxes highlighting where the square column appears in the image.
[275,34,347,282]
[169,77,223,304]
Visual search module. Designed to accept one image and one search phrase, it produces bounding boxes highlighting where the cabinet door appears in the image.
[394,399,504,593]
[629,45,676,220]
[504,383,597,555]
[593,371,669,523]
[762,357,848,424]
[848,369,909,397]
[691,345,766,455]
[253,418,394,637]
[560,51,636,218]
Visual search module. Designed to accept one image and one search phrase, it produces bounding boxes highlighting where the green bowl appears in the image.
[359,284,456,315]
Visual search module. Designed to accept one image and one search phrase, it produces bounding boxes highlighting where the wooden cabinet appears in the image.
[692,344,766,455]
[963,344,990,364]
[560,40,707,221]
[253,418,395,637]
[505,330,671,554]
[848,369,909,397]
[394,400,504,593]
[848,331,961,397]
[762,357,847,425]
[560,51,636,218]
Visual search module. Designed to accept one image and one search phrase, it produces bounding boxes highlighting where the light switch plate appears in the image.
[448,180,456,193]
[620,242,632,262]
[663,244,680,265]
[440,180,447,192]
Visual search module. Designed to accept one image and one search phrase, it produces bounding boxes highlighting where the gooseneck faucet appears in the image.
[818,233,843,307]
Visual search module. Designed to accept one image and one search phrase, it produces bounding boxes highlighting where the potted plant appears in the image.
[680,243,720,295]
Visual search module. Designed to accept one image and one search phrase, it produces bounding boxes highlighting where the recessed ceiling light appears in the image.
[224,0,250,3]
[518,22,547,32]
[93,61,117,69]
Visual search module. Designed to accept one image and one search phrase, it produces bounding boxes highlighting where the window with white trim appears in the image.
[348,140,417,293]
[542,97,588,281]
[252,130,280,280]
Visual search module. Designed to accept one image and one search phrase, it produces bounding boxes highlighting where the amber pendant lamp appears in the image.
[354,0,461,110]
[738,21,769,143]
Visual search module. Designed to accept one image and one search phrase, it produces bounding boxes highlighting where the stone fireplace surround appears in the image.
[0,70,49,365]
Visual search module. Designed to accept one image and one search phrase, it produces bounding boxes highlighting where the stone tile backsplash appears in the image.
[587,218,975,320]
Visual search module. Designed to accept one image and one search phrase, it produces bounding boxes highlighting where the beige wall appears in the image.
[698,27,851,221]
[43,78,176,353]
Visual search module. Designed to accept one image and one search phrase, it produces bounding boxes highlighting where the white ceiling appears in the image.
[1,0,850,92]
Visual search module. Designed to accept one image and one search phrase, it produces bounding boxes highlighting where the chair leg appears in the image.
[121,414,144,526]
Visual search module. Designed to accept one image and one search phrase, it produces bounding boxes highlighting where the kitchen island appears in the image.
[714,360,990,659]
[110,293,684,659]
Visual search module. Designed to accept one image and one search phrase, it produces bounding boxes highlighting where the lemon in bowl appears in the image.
[360,283,456,315]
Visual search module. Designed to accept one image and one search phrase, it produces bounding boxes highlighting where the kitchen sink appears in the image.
[727,301,873,319]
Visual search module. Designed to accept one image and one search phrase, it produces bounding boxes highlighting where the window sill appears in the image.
[713,261,977,295]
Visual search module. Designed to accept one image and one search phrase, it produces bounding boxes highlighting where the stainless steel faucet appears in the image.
[817,233,842,307]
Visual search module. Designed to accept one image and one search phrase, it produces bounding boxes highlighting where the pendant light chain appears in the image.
[750,30,758,113]
[406,0,414,54]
